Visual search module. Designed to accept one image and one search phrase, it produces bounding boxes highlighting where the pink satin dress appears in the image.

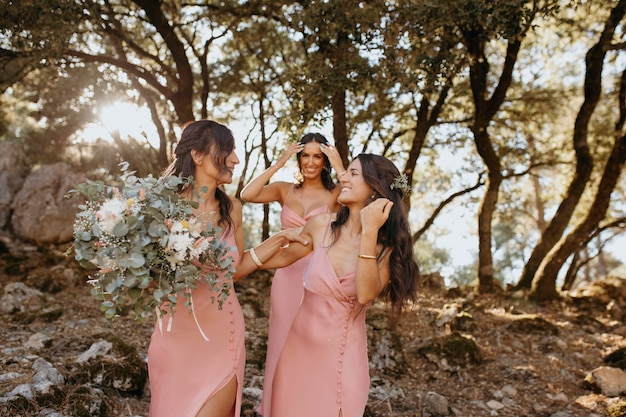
[270,243,369,417]
[256,187,331,417]
[147,230,244,417]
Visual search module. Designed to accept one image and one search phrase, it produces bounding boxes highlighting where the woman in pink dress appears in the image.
[239,153,420,417]
[241,133,344,417]
[147,120,307,417]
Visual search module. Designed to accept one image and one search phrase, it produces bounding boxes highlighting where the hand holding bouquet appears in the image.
[69,163,234,322]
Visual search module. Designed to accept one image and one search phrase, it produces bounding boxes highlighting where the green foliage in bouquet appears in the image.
[69,163,235,322]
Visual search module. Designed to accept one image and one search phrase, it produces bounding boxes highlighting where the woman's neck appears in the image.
[185,185,218,210]
[342,212,363,237]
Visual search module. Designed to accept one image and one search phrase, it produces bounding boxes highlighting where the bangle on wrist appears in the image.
[249,247,263,267]
[358,254,377,259]
[338,170,347,177]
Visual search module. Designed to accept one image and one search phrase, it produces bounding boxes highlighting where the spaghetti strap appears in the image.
[321,212,333,247]
[284,183,294,206]
[324,189,334,212]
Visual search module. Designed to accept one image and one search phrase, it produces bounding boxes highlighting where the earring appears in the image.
[371,193,376,199]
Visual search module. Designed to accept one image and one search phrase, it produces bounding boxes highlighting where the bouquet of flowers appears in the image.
[70,163,235,323]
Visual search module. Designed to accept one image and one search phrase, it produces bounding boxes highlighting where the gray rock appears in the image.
[369,377,405,401]
[584,366,626,397]
[31,358,64,394]
[39,410,71,417]
[11,162,85,244]
[0,372,23,382]
[33,358,64,386]
[4,383,34,400]
[76,340,113,364]
[73,336,147,393]
[25,333,51,350]
[435,304,458,327]
[423,391,450,417]
[0,282,45,313]
[0,142,29,230]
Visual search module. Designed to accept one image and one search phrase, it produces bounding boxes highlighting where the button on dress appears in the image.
[147,230,244,417]
[269,246,369,417]
[256,200,330,417]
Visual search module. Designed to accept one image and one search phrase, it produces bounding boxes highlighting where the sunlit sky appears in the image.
[80,103,161,147]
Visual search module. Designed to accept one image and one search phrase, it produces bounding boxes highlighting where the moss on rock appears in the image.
[417,331,482,367]
[506,314,559,335]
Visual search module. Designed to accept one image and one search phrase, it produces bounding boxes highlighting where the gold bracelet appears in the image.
[358,254,377,259]
[249,247,263,267]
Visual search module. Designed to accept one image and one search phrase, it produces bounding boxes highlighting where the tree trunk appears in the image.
[561,250,580,291]
[463,27,522,292]
[533,133,626,301]
[474,132,504,293]
[528,135,547,232]
[329,27,350,167]
[259,95,271,241]
[134,0,195,124]
[332,88,349,168]
[595,234,607,278]
[517,0,626,291]
[404,88,451,211]
[527,0,626,298]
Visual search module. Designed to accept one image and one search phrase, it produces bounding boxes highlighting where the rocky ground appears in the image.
[1,239,626,417]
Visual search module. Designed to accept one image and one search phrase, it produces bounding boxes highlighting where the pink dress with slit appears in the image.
[256,187,331,417]
[270,241,370,417]
[147,230,244,417]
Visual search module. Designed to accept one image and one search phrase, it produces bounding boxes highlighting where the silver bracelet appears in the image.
[249,247,263,267]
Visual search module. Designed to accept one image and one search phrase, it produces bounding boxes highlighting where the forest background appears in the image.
[0,0,625,301]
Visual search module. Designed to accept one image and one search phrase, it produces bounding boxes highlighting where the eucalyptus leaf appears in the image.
[112,222,129,237]
[126,215,138,229]
[104,308,117,319]
[123,275,138,288]
[127,288,142,299]
[70,167,233,322]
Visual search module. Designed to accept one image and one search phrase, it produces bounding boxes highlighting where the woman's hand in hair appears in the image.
[319,143,345,175]
[361,198,393,231]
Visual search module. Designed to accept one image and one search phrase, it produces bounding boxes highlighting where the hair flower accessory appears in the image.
[390,173,411,196]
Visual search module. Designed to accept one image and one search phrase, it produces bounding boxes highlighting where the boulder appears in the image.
[584,366,626,397]
[11,162,85,244]
[0,282,45,314]
[0,142,30,230]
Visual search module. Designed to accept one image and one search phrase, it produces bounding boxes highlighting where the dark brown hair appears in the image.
[162,120,234,235]
[295,133,336,191]
[331,154,419,317]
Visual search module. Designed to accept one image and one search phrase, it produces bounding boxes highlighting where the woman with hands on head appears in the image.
[147,120,306,417]
[240,132,345,417]
[240,153,420,417]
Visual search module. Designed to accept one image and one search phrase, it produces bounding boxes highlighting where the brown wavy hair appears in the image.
[331,154,419,317]
[294,133,336,191]
[162,120,234,235]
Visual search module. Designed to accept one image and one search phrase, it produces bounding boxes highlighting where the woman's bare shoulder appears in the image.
[229,195,243,208]
[229,196,243,219]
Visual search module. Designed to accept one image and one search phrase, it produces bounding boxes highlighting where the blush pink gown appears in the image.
[147,230,244,417]
[256,188,331,417]
[269,244,370,417]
